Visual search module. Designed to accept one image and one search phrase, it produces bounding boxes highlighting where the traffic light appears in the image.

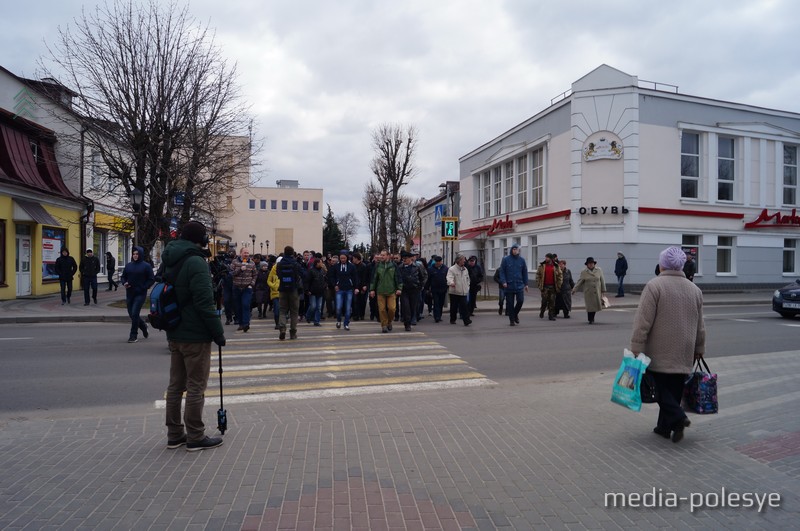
[441,217,458,241]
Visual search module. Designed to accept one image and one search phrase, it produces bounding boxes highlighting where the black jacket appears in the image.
[55,252,78,280]
[79,254,101,277]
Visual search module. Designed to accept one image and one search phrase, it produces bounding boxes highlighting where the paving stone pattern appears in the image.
[1,350,798,529]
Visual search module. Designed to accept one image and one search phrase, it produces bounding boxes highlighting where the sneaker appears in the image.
[336,321,341,329]
[243,325,249,332]
[167,435,187,449]
[498,307,503,315]
[237,326,244,331]
[93,297,98,304]
[464,319,472,326]
[509,322,515,326]
[62,301,66,305]
[290,331,297,340]
[387,324,392,331]
[225,319,232,325]
[404,324,411,331]
[515,318,520,324]
[141,324,149,338]
[381,326,388,333]
[548,316,556,321]
[314,322,321,326]
[279,329,286,340]
[344,324,350,331]
[186,436,223,452]
[127,337,138,343]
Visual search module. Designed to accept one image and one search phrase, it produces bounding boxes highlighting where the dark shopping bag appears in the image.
[640,371,658,404]
[682,357,718,414]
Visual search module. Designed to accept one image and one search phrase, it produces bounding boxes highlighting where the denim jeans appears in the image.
[335,289,354,326]
[306,294,324,324]
[506,290,524,323]
[233,286,253,327]
[616,275,625,296]
[127,293,147,339]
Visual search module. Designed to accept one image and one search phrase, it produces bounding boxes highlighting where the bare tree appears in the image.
[396,194,423,251]
[42,0,258,252]
[370,123,416,252]
[336,211,360,250]
[362,181,382,251]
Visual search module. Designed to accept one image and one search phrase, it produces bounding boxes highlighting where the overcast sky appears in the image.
[4,0,800,244]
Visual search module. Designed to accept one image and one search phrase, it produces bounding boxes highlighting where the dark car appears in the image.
[773,279,800,318]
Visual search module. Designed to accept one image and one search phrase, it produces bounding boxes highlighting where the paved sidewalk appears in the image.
[0,349,797,529]
[0,285,773,324]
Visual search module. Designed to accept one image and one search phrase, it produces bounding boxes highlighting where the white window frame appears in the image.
[531,148,544,207]
[482,171,491,219]
[783,145,798,207]
[504,161,514,213]
[492,167,502,216]
[716,235,735,275]
[717,136,736,202]
[681,131,701,199]
[517,154,528,211]
[783,238,798,275]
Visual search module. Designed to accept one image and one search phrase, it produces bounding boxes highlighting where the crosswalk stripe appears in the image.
[155,323,493,407]
[210,358,468,379]
[221,343,446,359]
[217,354,461,372]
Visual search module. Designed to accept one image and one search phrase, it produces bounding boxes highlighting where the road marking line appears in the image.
[0,337,34,341]
[228,331,425,343]
[154,378,494,407]
[219,354,460,372]
[221,343,443,358]
[211,358,468,379]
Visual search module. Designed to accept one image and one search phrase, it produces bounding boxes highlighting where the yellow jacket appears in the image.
[267,264,281,300]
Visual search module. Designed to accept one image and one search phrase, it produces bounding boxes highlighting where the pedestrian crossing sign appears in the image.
[434,204,445,226]
[441,217,458,241]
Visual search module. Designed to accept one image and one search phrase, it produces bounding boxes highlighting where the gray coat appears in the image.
[573,266,606,312]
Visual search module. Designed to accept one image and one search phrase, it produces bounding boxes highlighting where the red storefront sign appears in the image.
[744,208,800,229]
[487,215,514,235]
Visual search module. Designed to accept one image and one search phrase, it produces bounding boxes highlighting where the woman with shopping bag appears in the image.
[630,246,706,443]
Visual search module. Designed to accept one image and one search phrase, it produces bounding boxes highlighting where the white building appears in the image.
[417,181,460,264]
[217,179,323,256]
[458,65,800,288]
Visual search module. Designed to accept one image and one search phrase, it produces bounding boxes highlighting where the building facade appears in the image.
[218,180,323,256]
[458,65,800,288]
[417,181,460,265]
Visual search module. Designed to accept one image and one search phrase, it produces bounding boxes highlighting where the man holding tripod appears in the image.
[161,221,226,452]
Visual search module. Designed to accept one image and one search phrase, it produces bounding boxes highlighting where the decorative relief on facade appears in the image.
[583,134,623,161]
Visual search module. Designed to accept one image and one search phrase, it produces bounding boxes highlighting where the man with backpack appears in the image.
[161,221,225,452]
[277,245,304,340]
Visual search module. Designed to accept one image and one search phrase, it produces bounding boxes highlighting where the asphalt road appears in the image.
[0,303,792,415]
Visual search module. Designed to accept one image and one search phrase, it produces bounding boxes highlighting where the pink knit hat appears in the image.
[659,246,686,271]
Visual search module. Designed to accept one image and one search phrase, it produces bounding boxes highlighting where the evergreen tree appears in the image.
[322,204,345,253]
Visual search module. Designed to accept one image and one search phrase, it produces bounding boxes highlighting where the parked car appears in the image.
[772,279,800,318]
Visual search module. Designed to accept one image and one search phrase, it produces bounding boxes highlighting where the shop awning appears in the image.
[459,231,486,240]
[14,198,60,226]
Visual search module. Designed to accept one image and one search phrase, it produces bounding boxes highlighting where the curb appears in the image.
[0,299,768,325]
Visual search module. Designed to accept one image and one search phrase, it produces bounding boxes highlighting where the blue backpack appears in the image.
[148,256,189,331]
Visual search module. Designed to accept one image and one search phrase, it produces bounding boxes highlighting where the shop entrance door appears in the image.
[16,226,32,296]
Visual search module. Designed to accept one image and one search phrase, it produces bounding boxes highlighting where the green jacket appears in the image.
[370,260,402,295]
[162,239,224,343]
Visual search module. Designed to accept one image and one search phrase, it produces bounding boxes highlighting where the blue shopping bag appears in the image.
[611,349,651,412]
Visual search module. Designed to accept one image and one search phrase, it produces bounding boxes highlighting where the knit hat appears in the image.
[179,221,208,246]
[659,246,687,271]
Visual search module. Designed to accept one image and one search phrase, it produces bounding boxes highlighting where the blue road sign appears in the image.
[434,204,445,226]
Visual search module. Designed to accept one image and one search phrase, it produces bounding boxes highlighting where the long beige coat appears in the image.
[630,270,705,373]
[573,266,606,312]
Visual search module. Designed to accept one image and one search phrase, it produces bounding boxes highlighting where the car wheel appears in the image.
[779,312,794,319]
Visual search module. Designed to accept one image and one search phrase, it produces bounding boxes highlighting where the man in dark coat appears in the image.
[466,256,484,316]
[162,221,225,452]
[79,249,101,305]
[55,248,78,305]
[121,246,155,343]
[614,251,628,297]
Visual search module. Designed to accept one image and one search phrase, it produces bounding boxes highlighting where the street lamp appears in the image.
[249,233,256,252]
[130,188,144,248]
[260,241,263,254]
[210,218,217,256]
[265,240,270,256]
